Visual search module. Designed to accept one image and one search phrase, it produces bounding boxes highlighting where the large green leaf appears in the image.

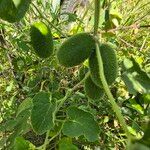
[31,92,56,135]
[122,57,150,95]
[59,137,78,150]
[14,137,35,150]
[6,110,31,149]
[62,107,100,142]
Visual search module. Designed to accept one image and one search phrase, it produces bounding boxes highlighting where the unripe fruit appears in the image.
[30,22,54,58]
[84,76,104,100]
[0,0,31,23]
[89,43,118,87]
[57,33,95,67]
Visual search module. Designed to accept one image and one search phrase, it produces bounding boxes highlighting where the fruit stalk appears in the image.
[93,0,131,140]
[95,42,131,139]
[57,71,90,110]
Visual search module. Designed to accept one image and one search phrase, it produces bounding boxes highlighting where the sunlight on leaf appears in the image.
[31,92,56,135]
[62,107,100,142]
[122,57,150,95]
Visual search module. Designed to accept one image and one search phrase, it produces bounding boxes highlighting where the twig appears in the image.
[50,24,150,40]
[117,37,135,48]
[139,34,149,51]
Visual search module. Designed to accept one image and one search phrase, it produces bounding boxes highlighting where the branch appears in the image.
[99,24,150,34]
[51,24,150,40]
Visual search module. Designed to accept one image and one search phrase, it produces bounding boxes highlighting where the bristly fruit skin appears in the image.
[89,43,118,87]
[57,33,95,67]
[84,76,104,100]
[0,0,31,23]
[30,22,54,58]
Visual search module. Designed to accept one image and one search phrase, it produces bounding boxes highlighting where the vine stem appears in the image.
[37,72,90,149]
[93,0,132,140]
[42,130,50,150]
[57,71,90,111]
[95,42,131,140]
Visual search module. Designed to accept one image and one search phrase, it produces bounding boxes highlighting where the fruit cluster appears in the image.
[0,1,118,100]
[57,33,118,100]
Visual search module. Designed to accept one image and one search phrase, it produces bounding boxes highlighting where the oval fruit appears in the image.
[0,0,31,23]
[84,76,104,100]
[89,43,118,87]
[30,22,54,58]
[57,33,95,67]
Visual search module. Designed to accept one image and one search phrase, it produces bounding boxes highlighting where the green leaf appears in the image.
[31,92,56,135]
[17,98,33,117]
[14,137,35,150]
[59,137,78,150]
[6,81,14,92]
[0,120,18,132]
[62,107,100,142]
[140,94,150,104]
[7,110,31,149]
[17,39,30,52]
[122,57,150,95]
[127,99,144,114]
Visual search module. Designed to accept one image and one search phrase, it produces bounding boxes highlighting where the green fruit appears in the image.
[84,76,104,100]
[0,0,31,23]
[57,33,95,67]
[78,65,89,81]
[89,43,118,87]
[30,22,54,58]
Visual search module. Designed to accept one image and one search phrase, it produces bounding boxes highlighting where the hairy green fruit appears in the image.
[89,43,118,87]
[0,0,31,23]
[78,65,89,81]
[84,76,104,100]
[57,33,95,67]
[30,22,54,58]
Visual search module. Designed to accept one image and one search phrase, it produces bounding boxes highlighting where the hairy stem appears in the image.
[57,71,90,110]
[95,42,131,140]
[93,0,132,140]
[42,130,50,150]
[38,72,90,149]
